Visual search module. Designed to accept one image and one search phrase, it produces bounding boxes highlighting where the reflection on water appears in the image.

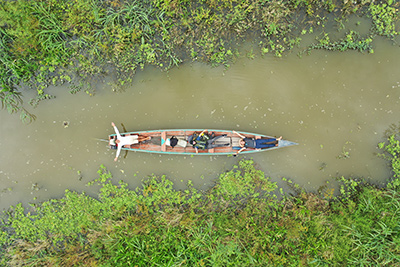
[1,40,400,210]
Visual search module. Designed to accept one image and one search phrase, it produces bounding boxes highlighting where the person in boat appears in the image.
[166,135,188,148]
[169,136,179,148]
[110,122,151,161]
[190,130,230,154]
[232,130,282,155]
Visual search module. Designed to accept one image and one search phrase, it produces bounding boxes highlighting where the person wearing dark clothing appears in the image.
[241,137,278,148]
[232,130,282,155]
[190,130,230,153]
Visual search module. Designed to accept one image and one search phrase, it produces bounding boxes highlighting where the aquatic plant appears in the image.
[306,30,374,53]
[378,134,400,189]
[369,1,399,37]
[1,155,400,265]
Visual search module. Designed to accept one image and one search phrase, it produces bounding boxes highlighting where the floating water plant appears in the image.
[337,141,353,159]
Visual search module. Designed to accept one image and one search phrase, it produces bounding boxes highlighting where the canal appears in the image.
[0,38,399,210]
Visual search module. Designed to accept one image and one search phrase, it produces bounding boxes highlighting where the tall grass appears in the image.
[31,2,69,56]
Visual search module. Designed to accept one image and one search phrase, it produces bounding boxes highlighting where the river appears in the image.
[1,38,399,210]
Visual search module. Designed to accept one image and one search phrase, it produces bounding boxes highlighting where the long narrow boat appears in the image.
[108,129,297,155]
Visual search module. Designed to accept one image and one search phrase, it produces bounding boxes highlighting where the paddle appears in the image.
[94,138,109,143]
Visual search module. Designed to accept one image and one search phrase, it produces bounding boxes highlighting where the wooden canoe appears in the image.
[108,129,297,155]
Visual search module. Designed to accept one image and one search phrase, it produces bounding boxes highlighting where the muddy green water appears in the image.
[1,40,400,210]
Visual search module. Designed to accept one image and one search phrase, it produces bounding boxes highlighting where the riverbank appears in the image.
[1,133,399,266]
[1,0,399,121]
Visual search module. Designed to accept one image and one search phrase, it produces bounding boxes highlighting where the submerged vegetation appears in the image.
[0,0,399,120]
[1,134,400,266]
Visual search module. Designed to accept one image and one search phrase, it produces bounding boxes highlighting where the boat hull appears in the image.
[108,129,297,155]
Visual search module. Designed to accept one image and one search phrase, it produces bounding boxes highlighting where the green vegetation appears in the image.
[1,0,399,121]
[1,1,400,265]
[305,31,374,54]
[1,133,400,266]
[379,123,400,188]
[369,1,399,37]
